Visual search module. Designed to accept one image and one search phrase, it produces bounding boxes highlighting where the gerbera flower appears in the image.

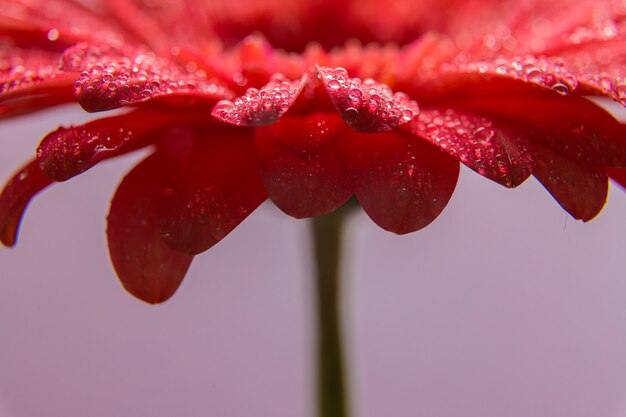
[1,0,626,306]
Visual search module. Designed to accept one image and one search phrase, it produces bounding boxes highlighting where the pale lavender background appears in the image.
[1,105,626,417]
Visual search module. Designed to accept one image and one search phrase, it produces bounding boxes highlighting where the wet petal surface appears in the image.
[212,74,304,126]
[318,66,418,132]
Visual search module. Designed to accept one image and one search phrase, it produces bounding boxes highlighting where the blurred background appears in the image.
[1,105,626,417]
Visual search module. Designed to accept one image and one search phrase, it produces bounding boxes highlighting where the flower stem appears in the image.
[311,204,351,417]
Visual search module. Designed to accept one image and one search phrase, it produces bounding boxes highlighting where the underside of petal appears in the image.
[337,130,460,234]
[157,127,267,255]
[255,112,351,217]
[532,144,608,221]
[0,160,52,247]
[107,153,193,304]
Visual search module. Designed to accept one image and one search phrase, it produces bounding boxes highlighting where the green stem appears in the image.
[311,205,351,417]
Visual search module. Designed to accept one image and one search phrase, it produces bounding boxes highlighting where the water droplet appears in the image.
[551,82,569,95]
[328,80,341,90]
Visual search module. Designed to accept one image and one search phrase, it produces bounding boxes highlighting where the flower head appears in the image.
[1,0,626,302]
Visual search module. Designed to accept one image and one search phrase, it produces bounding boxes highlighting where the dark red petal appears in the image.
[608,167,626,190]
[62,43,232,112]
[37,109,198,181]
[532,144,608,221]
[0,160,52,247]
[212,74,305,126]
[0,47,75,117]
[158,127,267,255]
[337,130,459,234]
[410,108,532,187]
[318,66,419,133]
[107,153,193,304]
[254,113,351,217]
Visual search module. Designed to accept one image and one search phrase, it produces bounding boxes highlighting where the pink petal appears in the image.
[157,127,267,255]
[107,153,193,304]
[318,66,419,133]
[410,108,532,187]
[254,113,351,218]
[0,160,52,247]
[62,43,232,112]
[211,74,305,126]
[37,109,198,181]
[337,130,459,234]
[532,144,608,221]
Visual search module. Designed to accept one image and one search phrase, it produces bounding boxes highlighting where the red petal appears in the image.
[37,109,199,181]
[608,167,626,190]
[318,66,419,132]
[0,47,75,117]
[532,144,608,221]
[254,113,351,217]
[0,160,52,247]
[62,43,232,112]
[211,74,305,126]
[337,130,459,234]
[107,153,193,304]
[410,108,532,187]
[157,127,267,255]
[0,0,131,49]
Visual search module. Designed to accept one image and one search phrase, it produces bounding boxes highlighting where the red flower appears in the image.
[1,0,626,303]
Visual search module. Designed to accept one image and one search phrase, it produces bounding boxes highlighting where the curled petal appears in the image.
[410,108,532,187]
[318,66,418,132]
[211,74,305,126]
[62,43,232,112]
[0,160,52,247]
[158,127,267,255]
[337,130,459,234]
[532,144,608,221]
[255,113,351,217]
[37,109,199,181]
[107,153,193,304]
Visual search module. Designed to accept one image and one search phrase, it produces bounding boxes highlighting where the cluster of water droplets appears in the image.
[37,123,136,181]
[211,74,304,126]
[413,108,531,187]
[0,50,60,95]
[318,66,418,132]
[62,43,230,111]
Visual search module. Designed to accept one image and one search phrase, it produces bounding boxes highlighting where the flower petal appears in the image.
[532,144,608,221]
[157,127,267,255]
[62,42,232,112]
[0,160,52,247]
[254,113,351,217]
[337,130,459,234]
[318,66,419,133]
[37,109,200,181]
[211,74,305,126]
[0,47,75,117]
[107,153,193,304]
[410,107,532,187]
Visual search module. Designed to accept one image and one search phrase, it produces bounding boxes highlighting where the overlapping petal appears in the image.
[107,152,193,304]
[157,126,267,255]
[254,112,351,217]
